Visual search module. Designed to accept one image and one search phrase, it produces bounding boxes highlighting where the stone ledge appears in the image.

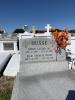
[19,61,69,77]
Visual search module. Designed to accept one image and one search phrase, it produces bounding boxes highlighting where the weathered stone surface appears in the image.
[20,37,56,63]
[20,61,68,75]
[12,71,75,100]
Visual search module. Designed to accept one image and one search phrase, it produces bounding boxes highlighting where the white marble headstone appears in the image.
[12,33,69,100]
[20,37,56,63]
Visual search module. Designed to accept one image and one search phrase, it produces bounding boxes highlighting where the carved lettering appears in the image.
[32,41,47,45]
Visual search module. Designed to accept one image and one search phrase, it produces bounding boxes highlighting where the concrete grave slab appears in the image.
[12,33,69,100]
[4,53,20,76]
[12,71,75,100]
[20,61,68,75]
[0,53,11,74]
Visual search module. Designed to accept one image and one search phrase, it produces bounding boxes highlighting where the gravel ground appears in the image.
[0,76,15,100]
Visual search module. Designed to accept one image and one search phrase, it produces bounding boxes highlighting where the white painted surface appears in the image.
[13,42,17,51]
[4,53,20,76]
[0,53,11,72]
[45,24,52,33]
[19,31,33,39]
[70,37,75,54]
[45,24,52,36]
[66,37,75,70]
[66,37,75,54]
[0,40,18,52]
[19,31,52,40]
[0,42,3,51]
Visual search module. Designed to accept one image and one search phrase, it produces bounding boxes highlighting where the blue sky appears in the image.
[0,0,75,33]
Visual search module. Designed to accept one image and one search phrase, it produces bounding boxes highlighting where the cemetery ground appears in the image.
[0,76,15,100]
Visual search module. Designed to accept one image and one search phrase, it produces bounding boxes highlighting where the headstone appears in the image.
[12,29,69,100]
[20,37,56,63]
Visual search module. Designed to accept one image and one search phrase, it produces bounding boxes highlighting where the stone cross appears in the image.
[45,24,52,33]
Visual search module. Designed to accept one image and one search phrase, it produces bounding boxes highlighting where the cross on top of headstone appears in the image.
[45,24,52,33]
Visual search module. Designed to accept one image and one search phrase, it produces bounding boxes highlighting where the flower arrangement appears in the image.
[52,29,70,49]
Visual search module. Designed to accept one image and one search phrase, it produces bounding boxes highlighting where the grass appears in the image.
[0,90,12,100]
[0,76,15,100]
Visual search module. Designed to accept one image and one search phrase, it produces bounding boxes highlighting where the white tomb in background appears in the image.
[0,38,18,53]
[19,24,52,39]
[66,36,75,69]
[66,37,75,54]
